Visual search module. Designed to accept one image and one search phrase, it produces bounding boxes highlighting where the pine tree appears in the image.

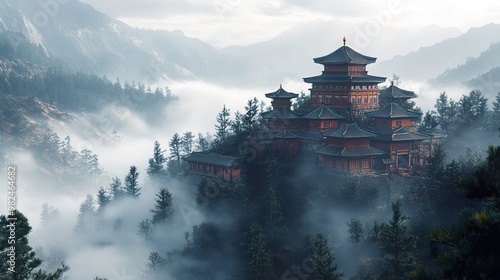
[0,210,42,279]
[458,90,488,130]
[378,201,417,280]
[96,187,111,214]
[61,136,73,163]
[231,110,244,136]
[145,251,166,275]
[138,219,152,238]
[76,194,96,231]
[147,141,166,178]
[124,165,141,198]
[306,233,343,280]
[109,177,124,201]
[244,223,274,280]
[418,111,438,133]
[215,104,231,141]
[150,188,174,225]
[243,98,259,132]
[347,218,364,243]
[195,133,210,152]
[40,203,59,227]
[265,181,287,240]
[168,133,182,172]
[181,131,195,155]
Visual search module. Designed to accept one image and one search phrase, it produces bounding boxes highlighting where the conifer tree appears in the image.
[215,104,231,141]
[378,201,417,279]
[109,177,124,201]
[347,218,364,243]
[124,165,141,198]
[145,251,166,276]
[138,219,152,238]
[231,111,244,136]
[169,133,182,166]
[195,133,210,152]
[1,211,69,279]
[0,210,42,279]
[40,203,59,227]
[244,223,274,280]
[76,194,96,231]
[265,182,287,240]
[147,141,166,178]
[306,233,343,280]
[243,98,260,132]
[150,188,174,225]
[96,186,111,214]
[181,131,195,155]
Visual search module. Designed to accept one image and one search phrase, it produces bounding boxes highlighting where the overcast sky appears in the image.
[79,0,500,47]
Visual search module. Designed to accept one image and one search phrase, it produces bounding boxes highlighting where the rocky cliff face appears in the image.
[0,0,254,84]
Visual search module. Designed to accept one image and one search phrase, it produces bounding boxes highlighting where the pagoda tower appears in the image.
[262,85,301,131]
[303,37,386,114]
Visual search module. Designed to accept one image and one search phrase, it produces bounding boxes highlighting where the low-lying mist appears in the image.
[1,77,498,279]
[0,79,306,279]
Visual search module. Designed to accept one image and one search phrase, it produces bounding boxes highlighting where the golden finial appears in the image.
[343,36,346,46]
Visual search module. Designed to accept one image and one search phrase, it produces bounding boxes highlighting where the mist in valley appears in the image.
[1,1,500,279]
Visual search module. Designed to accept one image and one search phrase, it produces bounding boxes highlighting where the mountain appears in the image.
[371,24,500,82]
[0,0,262,85]
[467,66,500,97]
[431,42,500,85]
[222,20,462,81]
[0,1,464,87]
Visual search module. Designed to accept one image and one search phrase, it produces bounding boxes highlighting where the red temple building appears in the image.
[365,103,431,174]
[316,123,385,172]
[301,104,345,132]
[186,39,440,179]
[261,85,301,132]
[303,38,386,114]
[185,152,241,181]
[379,83,417,102]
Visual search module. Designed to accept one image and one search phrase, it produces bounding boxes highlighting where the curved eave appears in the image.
[313,46,377,65]
[316,145,385,157]
[303,75,386,84]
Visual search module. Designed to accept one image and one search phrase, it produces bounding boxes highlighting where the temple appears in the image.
[186,39,440,179]
[303,38,386,114]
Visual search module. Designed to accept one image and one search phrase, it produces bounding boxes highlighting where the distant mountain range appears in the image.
[1,0,499,91]
[371,24,500,85]
[0,0,258,84]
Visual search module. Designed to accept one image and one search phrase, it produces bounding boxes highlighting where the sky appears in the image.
[78,0,500,47]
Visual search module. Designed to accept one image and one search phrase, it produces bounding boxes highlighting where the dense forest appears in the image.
[1,83,499,279]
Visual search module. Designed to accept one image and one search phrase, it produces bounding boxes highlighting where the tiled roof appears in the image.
[380,84,416,99]
[262,109,300,119]
[316,145,385,157]
[294,130,324,141]
[265,85,299,99]
[323,123,376,139]
[303,74,386,84]
[247,130,276,141]
[373,126,431,142]
[313,46,377,64]
[185,152,238,167]
[274,130,300,139]
[301,104,345,120]
[365,103,421,119]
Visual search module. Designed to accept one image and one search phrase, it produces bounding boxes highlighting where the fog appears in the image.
[0,79,309,279]
[1,75,498,278]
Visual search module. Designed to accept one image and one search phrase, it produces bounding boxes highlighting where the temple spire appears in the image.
[343,36,346,46]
